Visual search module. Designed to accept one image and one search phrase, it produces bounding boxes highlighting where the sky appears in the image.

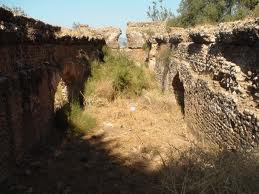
[0,0,181,36]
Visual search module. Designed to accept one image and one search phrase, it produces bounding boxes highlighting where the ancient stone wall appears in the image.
[0,8,105,182]
[59,26,121,49]
[126,19,259,149]
[124,22,166,63]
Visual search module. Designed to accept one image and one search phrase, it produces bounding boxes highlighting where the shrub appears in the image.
[165,0,259,28]
[84,49,150,100]
[68,102,96,134]
[166,17,183,28]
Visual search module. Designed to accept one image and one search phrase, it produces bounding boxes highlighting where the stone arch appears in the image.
[172,72,185,114]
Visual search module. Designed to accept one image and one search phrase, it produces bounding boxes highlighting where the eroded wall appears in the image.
[126,19,259,149]
[0,8,105,182]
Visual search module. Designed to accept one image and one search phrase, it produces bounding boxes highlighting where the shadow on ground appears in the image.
[1,129,259,194]
[1,131,161,194]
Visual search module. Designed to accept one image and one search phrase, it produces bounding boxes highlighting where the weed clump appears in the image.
[68,102,96,134]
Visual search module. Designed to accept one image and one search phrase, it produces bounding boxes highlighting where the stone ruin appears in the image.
[0,6,258,182]
[125,19,259,149]
[0,7,107,182]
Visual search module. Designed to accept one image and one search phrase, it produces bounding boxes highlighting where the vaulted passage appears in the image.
[172,73,185,114]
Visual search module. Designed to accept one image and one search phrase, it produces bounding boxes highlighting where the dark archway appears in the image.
[172,73,185,114]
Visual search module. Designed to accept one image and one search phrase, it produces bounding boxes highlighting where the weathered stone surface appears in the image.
[217,19,259,45]
[126,21,167,48]
[189,25,218,43]
[126,18,259,149]
[0,8,105,182]
[59,26,121,49]
[95,27,121,49]
[168,27,189,45]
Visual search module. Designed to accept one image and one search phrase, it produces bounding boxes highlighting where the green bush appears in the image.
[68,102,96,134]
[165,0,259,28]
[85,49,150,99]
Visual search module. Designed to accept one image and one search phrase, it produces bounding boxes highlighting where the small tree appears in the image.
[147,0,173,21]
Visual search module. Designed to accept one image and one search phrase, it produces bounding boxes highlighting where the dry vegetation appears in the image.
[159,145,259,194]
[51,48,259,194]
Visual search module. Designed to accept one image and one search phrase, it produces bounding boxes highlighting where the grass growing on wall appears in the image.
[156,45,171,67]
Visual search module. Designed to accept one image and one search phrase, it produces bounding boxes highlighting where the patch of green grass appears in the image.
[68,102,96,134]
[84,48,151,100]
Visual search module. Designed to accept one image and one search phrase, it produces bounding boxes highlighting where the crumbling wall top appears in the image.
[0,7,109,45]
[126,18,259,47]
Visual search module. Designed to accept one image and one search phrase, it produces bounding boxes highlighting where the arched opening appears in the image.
[172,73,185,114]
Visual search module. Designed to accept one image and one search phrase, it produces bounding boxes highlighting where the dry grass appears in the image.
[159,144,259,194]
[141,89,177,112]
[81,48,259,193]
[85,91,194,171]
[83,89,259,194]
[93,79,115,101]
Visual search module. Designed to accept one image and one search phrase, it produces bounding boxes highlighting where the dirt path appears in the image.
[2,93,196,194]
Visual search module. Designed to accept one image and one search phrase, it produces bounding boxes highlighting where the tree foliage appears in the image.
[147,0,174,21]
[176,0,258,26]
[148,0,259,27]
